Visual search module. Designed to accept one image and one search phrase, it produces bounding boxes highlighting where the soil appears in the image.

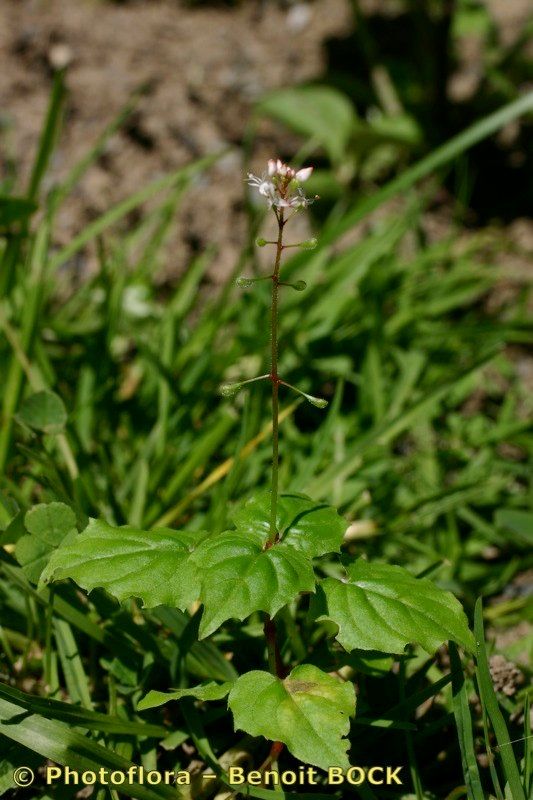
[0,0,351,281]
[1,1,532,281]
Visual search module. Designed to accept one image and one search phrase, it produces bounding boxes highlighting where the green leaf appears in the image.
[54,618,94,710]
[449,642,485,800]
[228,665,355,771]
[257,86,356,164]
[0,681,167,738]
[16,390,67,434]
[232,493,346,558]
[317,560,474,654]
[42,518,202,609]
[0,696,179,800]
[474,598,526,800]
[191,529,315,638]
[138,681,232,711]
[15,502,77,583]
[0,509,26,547]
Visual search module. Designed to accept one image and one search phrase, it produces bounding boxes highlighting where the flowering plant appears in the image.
[41,159,474,788]
[247,158,316,209]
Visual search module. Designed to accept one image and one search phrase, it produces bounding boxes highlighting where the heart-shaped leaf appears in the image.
[42,519,202,609]
[317,560,474,654]
[16,390,67,434]
[228,664,355,771]
[232,493,346,558]
[191,529,315,638]
[16,503,77,583]
[138,682,232,711]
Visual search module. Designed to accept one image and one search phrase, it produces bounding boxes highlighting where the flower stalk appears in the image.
[230,159,326,697]
[267,205,285,548]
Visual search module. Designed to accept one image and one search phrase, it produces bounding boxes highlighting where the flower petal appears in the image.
[295,166,313,182]
[259,181,275,197]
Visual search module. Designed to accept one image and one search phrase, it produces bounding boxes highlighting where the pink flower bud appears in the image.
[295,166,313,182]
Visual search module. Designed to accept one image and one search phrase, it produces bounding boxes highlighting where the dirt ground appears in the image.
[0,0,531,281]
[0,0,352,280]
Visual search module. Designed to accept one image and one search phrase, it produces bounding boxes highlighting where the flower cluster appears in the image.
[247,159,315,210]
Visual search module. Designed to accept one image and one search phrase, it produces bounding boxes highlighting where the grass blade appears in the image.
[48,151,224,271]
[317,92,533,251]
[28,69,66,201]
[53,618,94,710]
[0,696,180,800]
[449,641,485,800]
[0,681,166,738]
[474,597,526,800]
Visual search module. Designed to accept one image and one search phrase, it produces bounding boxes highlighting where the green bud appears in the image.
[236,276,255,288]
[299,238,318,250]
[304,392,328,409]
[220,382,241,398]
[255,237,267,247]
[280,279,307,291]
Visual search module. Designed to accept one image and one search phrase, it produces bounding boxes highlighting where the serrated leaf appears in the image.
[191,529,315,638]
[42,518,202,609]
[257,86,356,164]
[228,665,355,771]
[232,492,346,558]
[16,502,77,583]
[16,390,67,434]
[317,560,474,654]
[138,682,232,711]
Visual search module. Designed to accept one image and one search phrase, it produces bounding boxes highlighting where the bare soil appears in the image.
[1,1,531,280]
[0,0,351,280]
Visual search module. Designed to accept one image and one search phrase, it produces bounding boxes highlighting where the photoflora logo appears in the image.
[13,767,35,787]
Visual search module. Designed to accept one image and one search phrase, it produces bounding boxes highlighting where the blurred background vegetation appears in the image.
[0,1,532,798]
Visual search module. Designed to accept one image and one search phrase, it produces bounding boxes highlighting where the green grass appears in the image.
[0,68,531,800]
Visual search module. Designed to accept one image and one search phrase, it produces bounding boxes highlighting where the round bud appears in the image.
[299,238,318,250]
[236,276,255,288]
[220,383,241,398]
[305,393,328,409]
[293,280,307,291]
[255,237,267,247]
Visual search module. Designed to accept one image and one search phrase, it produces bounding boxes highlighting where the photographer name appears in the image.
[228,766,403,786]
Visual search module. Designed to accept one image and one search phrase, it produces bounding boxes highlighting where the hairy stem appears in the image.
[261,210,287,772]
[268,208,285,547]
[263,614,285,771]
[264,614,285,678]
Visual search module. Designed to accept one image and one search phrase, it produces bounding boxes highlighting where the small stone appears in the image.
[48,43,73,70]
[489,654,524,697]
[287,4,312,33]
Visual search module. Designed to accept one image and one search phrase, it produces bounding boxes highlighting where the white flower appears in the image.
[247,159,315,210]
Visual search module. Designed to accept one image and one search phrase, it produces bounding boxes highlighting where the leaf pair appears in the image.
[41,493,346,639]
[40,491,474,653]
